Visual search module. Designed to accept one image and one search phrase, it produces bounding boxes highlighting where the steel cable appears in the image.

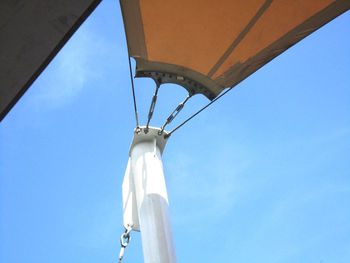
[128,56,139,128]
[165,87,234,138]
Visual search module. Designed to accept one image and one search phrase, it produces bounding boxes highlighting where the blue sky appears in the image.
[1,1,349,262]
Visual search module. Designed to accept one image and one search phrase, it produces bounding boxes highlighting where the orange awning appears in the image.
[120,0,350,100]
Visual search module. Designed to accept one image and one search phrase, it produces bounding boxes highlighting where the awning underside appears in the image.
[121,0,350,100]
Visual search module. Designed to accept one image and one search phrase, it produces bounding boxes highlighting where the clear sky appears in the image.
[1,1,349,262]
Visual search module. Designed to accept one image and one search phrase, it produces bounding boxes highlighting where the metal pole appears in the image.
[122,127,176,263]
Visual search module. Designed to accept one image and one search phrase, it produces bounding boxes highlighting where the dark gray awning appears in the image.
[0,0,102,121]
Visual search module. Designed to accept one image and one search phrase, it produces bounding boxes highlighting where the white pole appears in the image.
[123,127,176,263]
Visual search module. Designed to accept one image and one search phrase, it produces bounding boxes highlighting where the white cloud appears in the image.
[165,138,251,228]
[29,25,123,108]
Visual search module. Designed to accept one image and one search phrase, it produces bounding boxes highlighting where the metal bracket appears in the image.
[136,71,216,100]
[129,126,169,156]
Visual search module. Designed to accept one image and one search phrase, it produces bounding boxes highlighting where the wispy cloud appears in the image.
[165,138,251,228]
[29,25,123,108]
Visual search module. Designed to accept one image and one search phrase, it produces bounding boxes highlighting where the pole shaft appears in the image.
[130,140,176,263]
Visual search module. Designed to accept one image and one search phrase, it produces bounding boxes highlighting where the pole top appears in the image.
[129,126,170,156]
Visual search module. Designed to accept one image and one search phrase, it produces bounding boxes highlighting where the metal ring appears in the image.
[120,232,130,247]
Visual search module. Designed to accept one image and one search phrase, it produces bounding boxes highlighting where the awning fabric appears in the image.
[0,0,101,121]
[120,0,350,100]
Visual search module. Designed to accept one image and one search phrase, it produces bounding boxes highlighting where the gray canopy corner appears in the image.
[0,0,102,121]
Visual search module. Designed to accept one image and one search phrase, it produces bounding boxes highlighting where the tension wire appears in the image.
[165,87,234,138]
[160,94,191,134]
[128,55,139,128]
[145,81,161,131]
